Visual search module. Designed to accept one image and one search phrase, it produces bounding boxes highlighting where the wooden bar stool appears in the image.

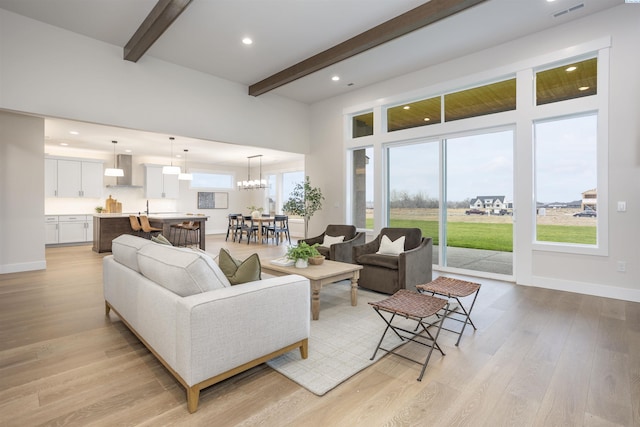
[369,289,449,381]
[138,215,162,239]
[417,276,481,346]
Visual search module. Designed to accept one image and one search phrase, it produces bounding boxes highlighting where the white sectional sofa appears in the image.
[103,235,310,413]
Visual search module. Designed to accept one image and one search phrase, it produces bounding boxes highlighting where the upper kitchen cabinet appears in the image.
[144,164,179,199]
[46,157,104,198]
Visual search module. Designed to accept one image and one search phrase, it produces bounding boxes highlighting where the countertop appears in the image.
[93,213,208,219]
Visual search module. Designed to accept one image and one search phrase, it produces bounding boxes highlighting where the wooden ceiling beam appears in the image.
[124,0,192,62]
[249,0,487,97]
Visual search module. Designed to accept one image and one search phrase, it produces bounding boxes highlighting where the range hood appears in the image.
[106,154,142,188]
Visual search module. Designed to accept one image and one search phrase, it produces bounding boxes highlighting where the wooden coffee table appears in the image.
[262,259,363,320]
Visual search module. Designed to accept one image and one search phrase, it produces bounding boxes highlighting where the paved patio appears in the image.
[433,246,513,276]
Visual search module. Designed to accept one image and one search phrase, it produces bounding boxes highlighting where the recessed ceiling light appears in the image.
[242,37,253,45]
[125,149,132,153]
[331,76,340,81]
[423,117,430,121]
[60,142,68,146]
[69,131,79,135]
[578,86,590,91]
[566,66,577,72]
[403,106,410,110]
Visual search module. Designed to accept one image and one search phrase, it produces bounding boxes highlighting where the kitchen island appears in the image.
[92,213,208,253]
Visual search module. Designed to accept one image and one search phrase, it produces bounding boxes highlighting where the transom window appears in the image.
[536,57,597,105]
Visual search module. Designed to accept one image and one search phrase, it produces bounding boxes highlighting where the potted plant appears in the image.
[282,176,324,239]
[286,241,321,268]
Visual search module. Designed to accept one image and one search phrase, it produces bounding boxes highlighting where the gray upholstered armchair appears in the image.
[352,227,432,294]
[298,224,365,264]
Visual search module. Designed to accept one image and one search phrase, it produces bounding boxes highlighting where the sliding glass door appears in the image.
[444,130,514,275]
[386,129,514,276]
[387,141,439,264]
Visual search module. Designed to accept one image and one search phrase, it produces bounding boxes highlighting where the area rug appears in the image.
[266,281,431,396]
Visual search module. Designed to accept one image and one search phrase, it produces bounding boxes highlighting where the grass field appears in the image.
[366,209,597,251]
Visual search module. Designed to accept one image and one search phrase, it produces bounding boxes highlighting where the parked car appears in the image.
[465,208,486,215]
[573,210,597,217]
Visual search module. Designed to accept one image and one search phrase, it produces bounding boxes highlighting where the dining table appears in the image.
[251,216,275,244]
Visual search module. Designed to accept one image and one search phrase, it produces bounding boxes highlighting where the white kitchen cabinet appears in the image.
[144,165,179,199]
[81,162,104,197]
[47,158,103,198]
[45,216,59,244]
[59,215,93,243]
[45,158,58,197]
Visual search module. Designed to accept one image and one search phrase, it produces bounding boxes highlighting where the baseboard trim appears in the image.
[0,260,47,274]
[522,276,640,303]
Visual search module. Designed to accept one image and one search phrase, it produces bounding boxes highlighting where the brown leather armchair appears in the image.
[298,224,365,264]
[352,228,433,294]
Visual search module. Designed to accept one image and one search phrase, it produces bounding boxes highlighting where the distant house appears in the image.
[581,188,597,211]
[469,195,508,211]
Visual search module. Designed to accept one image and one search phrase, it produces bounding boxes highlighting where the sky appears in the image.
[369,113,597,205]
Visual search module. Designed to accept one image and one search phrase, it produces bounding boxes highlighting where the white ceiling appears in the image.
[0,0,623,165]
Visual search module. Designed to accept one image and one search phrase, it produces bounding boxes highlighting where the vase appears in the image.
[295,259,308,268]
[251,211,261,219]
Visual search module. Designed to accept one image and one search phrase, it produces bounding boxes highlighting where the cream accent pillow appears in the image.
[321,235,344,247]
[376,235,405,256]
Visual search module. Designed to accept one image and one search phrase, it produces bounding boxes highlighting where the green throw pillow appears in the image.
[151,234,172,245]
[218,248,261,285]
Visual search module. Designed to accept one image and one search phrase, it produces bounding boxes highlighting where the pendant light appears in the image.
[104,140,124,177]
[237,155,267,190]
[178,149,193,181]
[162,137,181,175]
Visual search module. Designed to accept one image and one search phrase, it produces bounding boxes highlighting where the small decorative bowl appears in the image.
[308,255,325,265]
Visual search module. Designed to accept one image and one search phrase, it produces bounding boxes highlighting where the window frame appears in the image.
[344,37,610,260]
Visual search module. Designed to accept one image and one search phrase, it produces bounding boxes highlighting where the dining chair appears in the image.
[240,215,259,244]
[226,214,242,242]
[268,215,291,245]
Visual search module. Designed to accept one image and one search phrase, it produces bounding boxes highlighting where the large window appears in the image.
[534,113,598,245]
[345,41,609,277]
[387,141,439,264]
[190,172,234,189]
[350,147,374,229]
[444,130,514,275]
[282,171,304,215]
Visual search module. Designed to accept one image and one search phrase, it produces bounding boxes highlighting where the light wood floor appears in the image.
[1,236,638,426]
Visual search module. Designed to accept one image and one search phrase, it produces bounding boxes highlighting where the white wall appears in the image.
[307,5,640,301]
[0,8,311,272]
[0,111,45,273]
[0,9,311,155]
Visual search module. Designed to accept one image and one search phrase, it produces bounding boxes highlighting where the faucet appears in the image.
[146,200,149,215]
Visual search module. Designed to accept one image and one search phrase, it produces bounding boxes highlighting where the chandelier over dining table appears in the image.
[237,154,267,190]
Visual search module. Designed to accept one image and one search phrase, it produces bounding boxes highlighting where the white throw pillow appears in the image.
[376,235,405,256]
[322,235,345,247]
